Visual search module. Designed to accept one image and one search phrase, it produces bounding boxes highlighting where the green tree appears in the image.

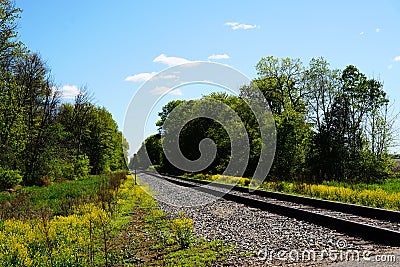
[304,58,342,180]
[0,1,129,187]
[135,56,396,184]
[254,56,311,180]
[131,134,162,170]
[16,53,61,184]
[83,107,123,174]
[156,99,184,134]
[306,62,392,182]
[0,0,25,173]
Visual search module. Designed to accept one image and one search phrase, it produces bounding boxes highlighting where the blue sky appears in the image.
[16,0,400,153]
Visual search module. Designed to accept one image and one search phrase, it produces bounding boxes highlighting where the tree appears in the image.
[83,107,126,174]
[130,134,162,170]
[137,56,397,184]
[15,53,61,184]
[255,56,307,113]
[0,0,25,172]
[0,1,129,187]
[254,56,311,180]
[156,100,184,134]
[58,103,128,176]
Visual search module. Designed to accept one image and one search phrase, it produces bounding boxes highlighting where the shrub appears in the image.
[0,168,23,190]
[74,155,91,179]
[41,155,90,182]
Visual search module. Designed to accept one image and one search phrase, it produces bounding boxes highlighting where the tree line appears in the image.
[0,1,128,189]
[132,56,397,184]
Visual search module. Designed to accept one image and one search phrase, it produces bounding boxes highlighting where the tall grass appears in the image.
[0,173,231,266]
[321,177,400,194]
[0,172,128,266]
[261,180,400,210]
[182,173,400,210]
[0,173,126,220]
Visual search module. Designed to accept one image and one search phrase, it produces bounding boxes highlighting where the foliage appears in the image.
[72,154,91,179]
[261,180,400,210]
[142,55,396,184]
[0,173,232,266]
[0,168,22,190]
[0,172,128,266]
[181,172,400,210]
[0,203,112,266]
[57,103,129,177]
[182,173,252,187]
[322,177,400,194]
[130,134,162,170]
[0,1,128,187]
[0,173,126,219]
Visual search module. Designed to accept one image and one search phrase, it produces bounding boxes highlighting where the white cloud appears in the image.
[376,28,381,33]
[208,53,230,60]
[359,31,364,36]
[225,22,257,30]
[124,72,157,82]
[151,86,183,96]
[57,85,81,99]
[159,74,178,79]
[388,65,393,70]
[124,72,178,82]
[153,54,192,66]
[394,56,400,62]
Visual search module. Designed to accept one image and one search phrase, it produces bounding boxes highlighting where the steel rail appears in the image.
[140,171,400,247]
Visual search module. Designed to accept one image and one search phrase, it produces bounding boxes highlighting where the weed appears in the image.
[182,173,400,210]
[0,173,231,266]
[171,212,194,249]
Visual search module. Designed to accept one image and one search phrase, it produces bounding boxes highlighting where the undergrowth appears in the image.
[182,173,400,210]
[0,173,231,266]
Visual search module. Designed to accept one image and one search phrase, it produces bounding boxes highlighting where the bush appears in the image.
[74,154,91,179]
[42,158,73,182]
[0,168,23,190]
[41,155,90,182]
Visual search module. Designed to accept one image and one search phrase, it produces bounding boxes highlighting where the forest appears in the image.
[132,56,397,184]
[0,1,128,189]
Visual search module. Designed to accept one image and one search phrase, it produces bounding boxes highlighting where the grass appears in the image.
[0,174,119,219]
[181,173,400,210]
[118,177,232,266]
[0,172,126,266]
[0,173,232,266]
[261,181,400,210]
[321,177,400,194]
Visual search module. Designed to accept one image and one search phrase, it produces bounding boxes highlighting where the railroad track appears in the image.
[140,171,400,247]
